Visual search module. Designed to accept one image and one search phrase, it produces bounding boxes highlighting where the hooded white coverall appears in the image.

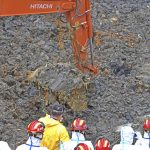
[16,136,48,150]
[0,141,11,150]
[60,132,94,150]
[135,131,150,149]
[112,126,150,150]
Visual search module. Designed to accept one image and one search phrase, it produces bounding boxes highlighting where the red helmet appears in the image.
[95,138,110,150]
[27,120,44,134]
[143,118,150,130]
[70,118,88,131]
[75,143,91,150]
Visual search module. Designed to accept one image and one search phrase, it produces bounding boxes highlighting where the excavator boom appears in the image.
[0,0,98,74]
[0,0,76,16]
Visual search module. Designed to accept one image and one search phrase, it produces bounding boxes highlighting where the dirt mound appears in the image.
[0,0,150,149]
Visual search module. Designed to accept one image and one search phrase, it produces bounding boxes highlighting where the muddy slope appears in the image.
[0,0,150,149]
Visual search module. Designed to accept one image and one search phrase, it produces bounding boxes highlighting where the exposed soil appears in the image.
[0,0,150,149]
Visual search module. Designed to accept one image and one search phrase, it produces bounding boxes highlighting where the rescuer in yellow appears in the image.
[39,113,51,126]
[40,103,70,150]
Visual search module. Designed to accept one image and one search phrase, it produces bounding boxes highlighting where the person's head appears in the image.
[95,138,110,150]
[75,143,91,150]
[27,120,45,140]
[120,126,135,145]
[143,118,150,132]
[70,118,88,134]
[51,103,64,121]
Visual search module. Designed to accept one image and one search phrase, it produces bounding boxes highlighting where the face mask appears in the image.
[36,133,43,140]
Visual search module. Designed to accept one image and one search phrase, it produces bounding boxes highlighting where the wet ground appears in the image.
[0,0,150,149]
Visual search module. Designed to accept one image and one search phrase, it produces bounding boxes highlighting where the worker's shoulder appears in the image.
[0,141,11,150]
[112,144,145,150]
[112,144,133,150]
[112,144,120,150]
[16,144,26,150]
[39,114,50,121]
[44,119,67,131]
[112,144,127,150]
[56,122,67,130]
[16,144,48,150]
[39,115,51,126]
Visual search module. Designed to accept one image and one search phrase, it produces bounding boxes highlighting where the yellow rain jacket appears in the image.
[39,114,51,126]
[40,117,70,150]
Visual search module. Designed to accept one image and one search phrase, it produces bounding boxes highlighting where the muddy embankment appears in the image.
[0,0,150,149]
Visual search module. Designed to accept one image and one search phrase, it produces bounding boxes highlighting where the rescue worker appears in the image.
[74,143,91,150]
[16,120,48,150]
[135,118,150,149]
[0,141,11,150]
[65,118,94,150]
[95,138,110,150]
[39,107,68,127]
[112,125,149,150]
[40,103,70,150]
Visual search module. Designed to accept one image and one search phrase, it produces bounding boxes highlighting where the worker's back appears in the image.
[135,132,150,149]
[60,132,94,150]
[16,120,48,150]
[16,145,47,150]
[16,144,47,150]
[16,137,48,150]
[112,126,150,150]
[41,118,70,150]
[63,118,94,150]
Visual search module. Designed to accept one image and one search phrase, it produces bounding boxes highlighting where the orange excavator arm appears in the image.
[0,0,98,75]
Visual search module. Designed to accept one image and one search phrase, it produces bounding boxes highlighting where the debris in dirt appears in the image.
[25,70,91,111]
[26,64,48,81]
[110,58,132,77]
[48,72,90,111]
[26,69,40,81]
[50,73,67,92]
[0,1,150,149]
[0,64,8,78]
[131,63,150,93]
[93,30,135,48]
[136,63,150,84]
[11,64,23,80]
[131,80,150,93]
[110,16,118,23]
[27,86,38,97]
[43,88,49,106]
[94,31,103,46]
[100,67,110,77]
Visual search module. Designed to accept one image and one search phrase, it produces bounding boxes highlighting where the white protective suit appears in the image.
[112,126,150,150]
[135,131,150,149]
[16,136,48,150]
[0,141,11,150]
[59,132,94,150]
